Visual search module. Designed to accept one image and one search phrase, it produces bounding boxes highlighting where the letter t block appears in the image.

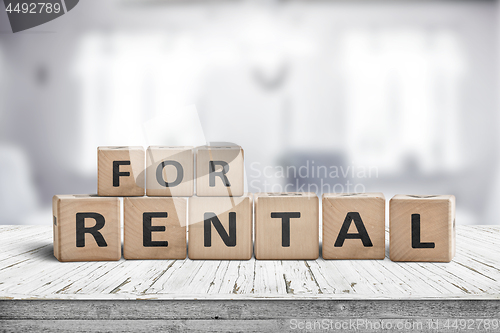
[98,146,145,196]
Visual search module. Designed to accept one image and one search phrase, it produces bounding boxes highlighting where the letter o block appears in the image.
[390,194,456,262]
[196,146,244,197]
[98,146,145,196]
[322,193,385,260]
[254,192,319,260]
[146,146,194,197]
[52,195,121,262]
[124,197,187,260]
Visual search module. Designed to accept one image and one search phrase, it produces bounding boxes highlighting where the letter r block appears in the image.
[322,193,385,260]
[146,146,194,197]
[188,195,252,260]
[124,197,187,259]
[52,195,121,262]
[196,145,244,196]
[254,193,319,260]
[98,146,145,196]
[390,194,456,262]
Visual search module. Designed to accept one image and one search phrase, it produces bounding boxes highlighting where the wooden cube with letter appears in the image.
[390,194,456,262]
[323,193,385,260]
[254,192,319,260]
[196,145,244,197]
[188,195,252,260]
[146,146,194,197]
[124,197,187,260]
[98,146,145,196]
[52,195,121,262]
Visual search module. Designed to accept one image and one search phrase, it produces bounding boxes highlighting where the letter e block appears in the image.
[322,193,385,260]
[196,145,244,196]
[254,193,319,260]
[124,197,187,259]
[390,194,455,262]
[52,195,121,262]
[188,195,252,260]
[98,146,145,196]
[146,146,194,197]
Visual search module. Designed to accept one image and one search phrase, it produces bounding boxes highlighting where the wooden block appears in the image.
[196,145,244,197]
[390,194,456,262]
[322,193,385,260]
[52,195,121,262]
[188,195,252,260]
[146,146,194,197]
[98,146,145,196]
[123,197,187,260]
[254,192,319,260]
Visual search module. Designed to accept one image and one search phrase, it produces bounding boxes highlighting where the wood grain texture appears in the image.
[390,195,455,262]
[52,195,121,262]
[188,196,253,260]
[98,146,145,196]
[323,193,385,260]
[123,197,187,260]
[1,225,500,300]
[146,146,194,197]
[196,146,244,197]
[254,193,319,260]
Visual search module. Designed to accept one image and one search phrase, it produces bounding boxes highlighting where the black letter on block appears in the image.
[271,212,301,247]
[113,160,131,187]
[334,212,373,247]
[411,214,435,248]
[204,212,236,247]
[156,161,183,187]
[209,161,230,187]
[76,213,107,247]
[143,212,169,247]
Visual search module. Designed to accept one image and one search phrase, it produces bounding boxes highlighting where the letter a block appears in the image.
[98,146,145,196]
[322,193,385,260]
[254,193,319,260]
[196,145,244,197]
[146,146,194,197]
[188,195,252,260]
[390,195,456,262]
[52,195,121,262]
[124,197,187,259]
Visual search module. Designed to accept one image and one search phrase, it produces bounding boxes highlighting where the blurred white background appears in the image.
[0,0,497,225]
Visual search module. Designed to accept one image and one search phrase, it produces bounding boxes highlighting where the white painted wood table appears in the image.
[1,225,499,332]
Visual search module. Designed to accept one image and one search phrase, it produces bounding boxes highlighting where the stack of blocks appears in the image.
[53,146,456,262]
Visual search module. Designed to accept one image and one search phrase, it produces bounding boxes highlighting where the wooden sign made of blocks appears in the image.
[254,192,319,260]
[146,146,194,197]
[196,145,244,197]
[52,195,121,262]
[98,146,145,196]
[322,193,385,260]
[390,195,456,262]
[188,195,252,260]
[124,197,187,260]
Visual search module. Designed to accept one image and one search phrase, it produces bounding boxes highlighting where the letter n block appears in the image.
[146,146,194,197]
[52,195,121,262]
[98,146,145,196]
[390,195,456,262]
[196,145,244,196]
[254,193,319,260]
[188,195,252,260]
[124,197,187,259]
[322,193,385,260]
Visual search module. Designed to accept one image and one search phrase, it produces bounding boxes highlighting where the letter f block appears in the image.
[196,145,244,196]
[98,146,145,196]
[52,195,121,262]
